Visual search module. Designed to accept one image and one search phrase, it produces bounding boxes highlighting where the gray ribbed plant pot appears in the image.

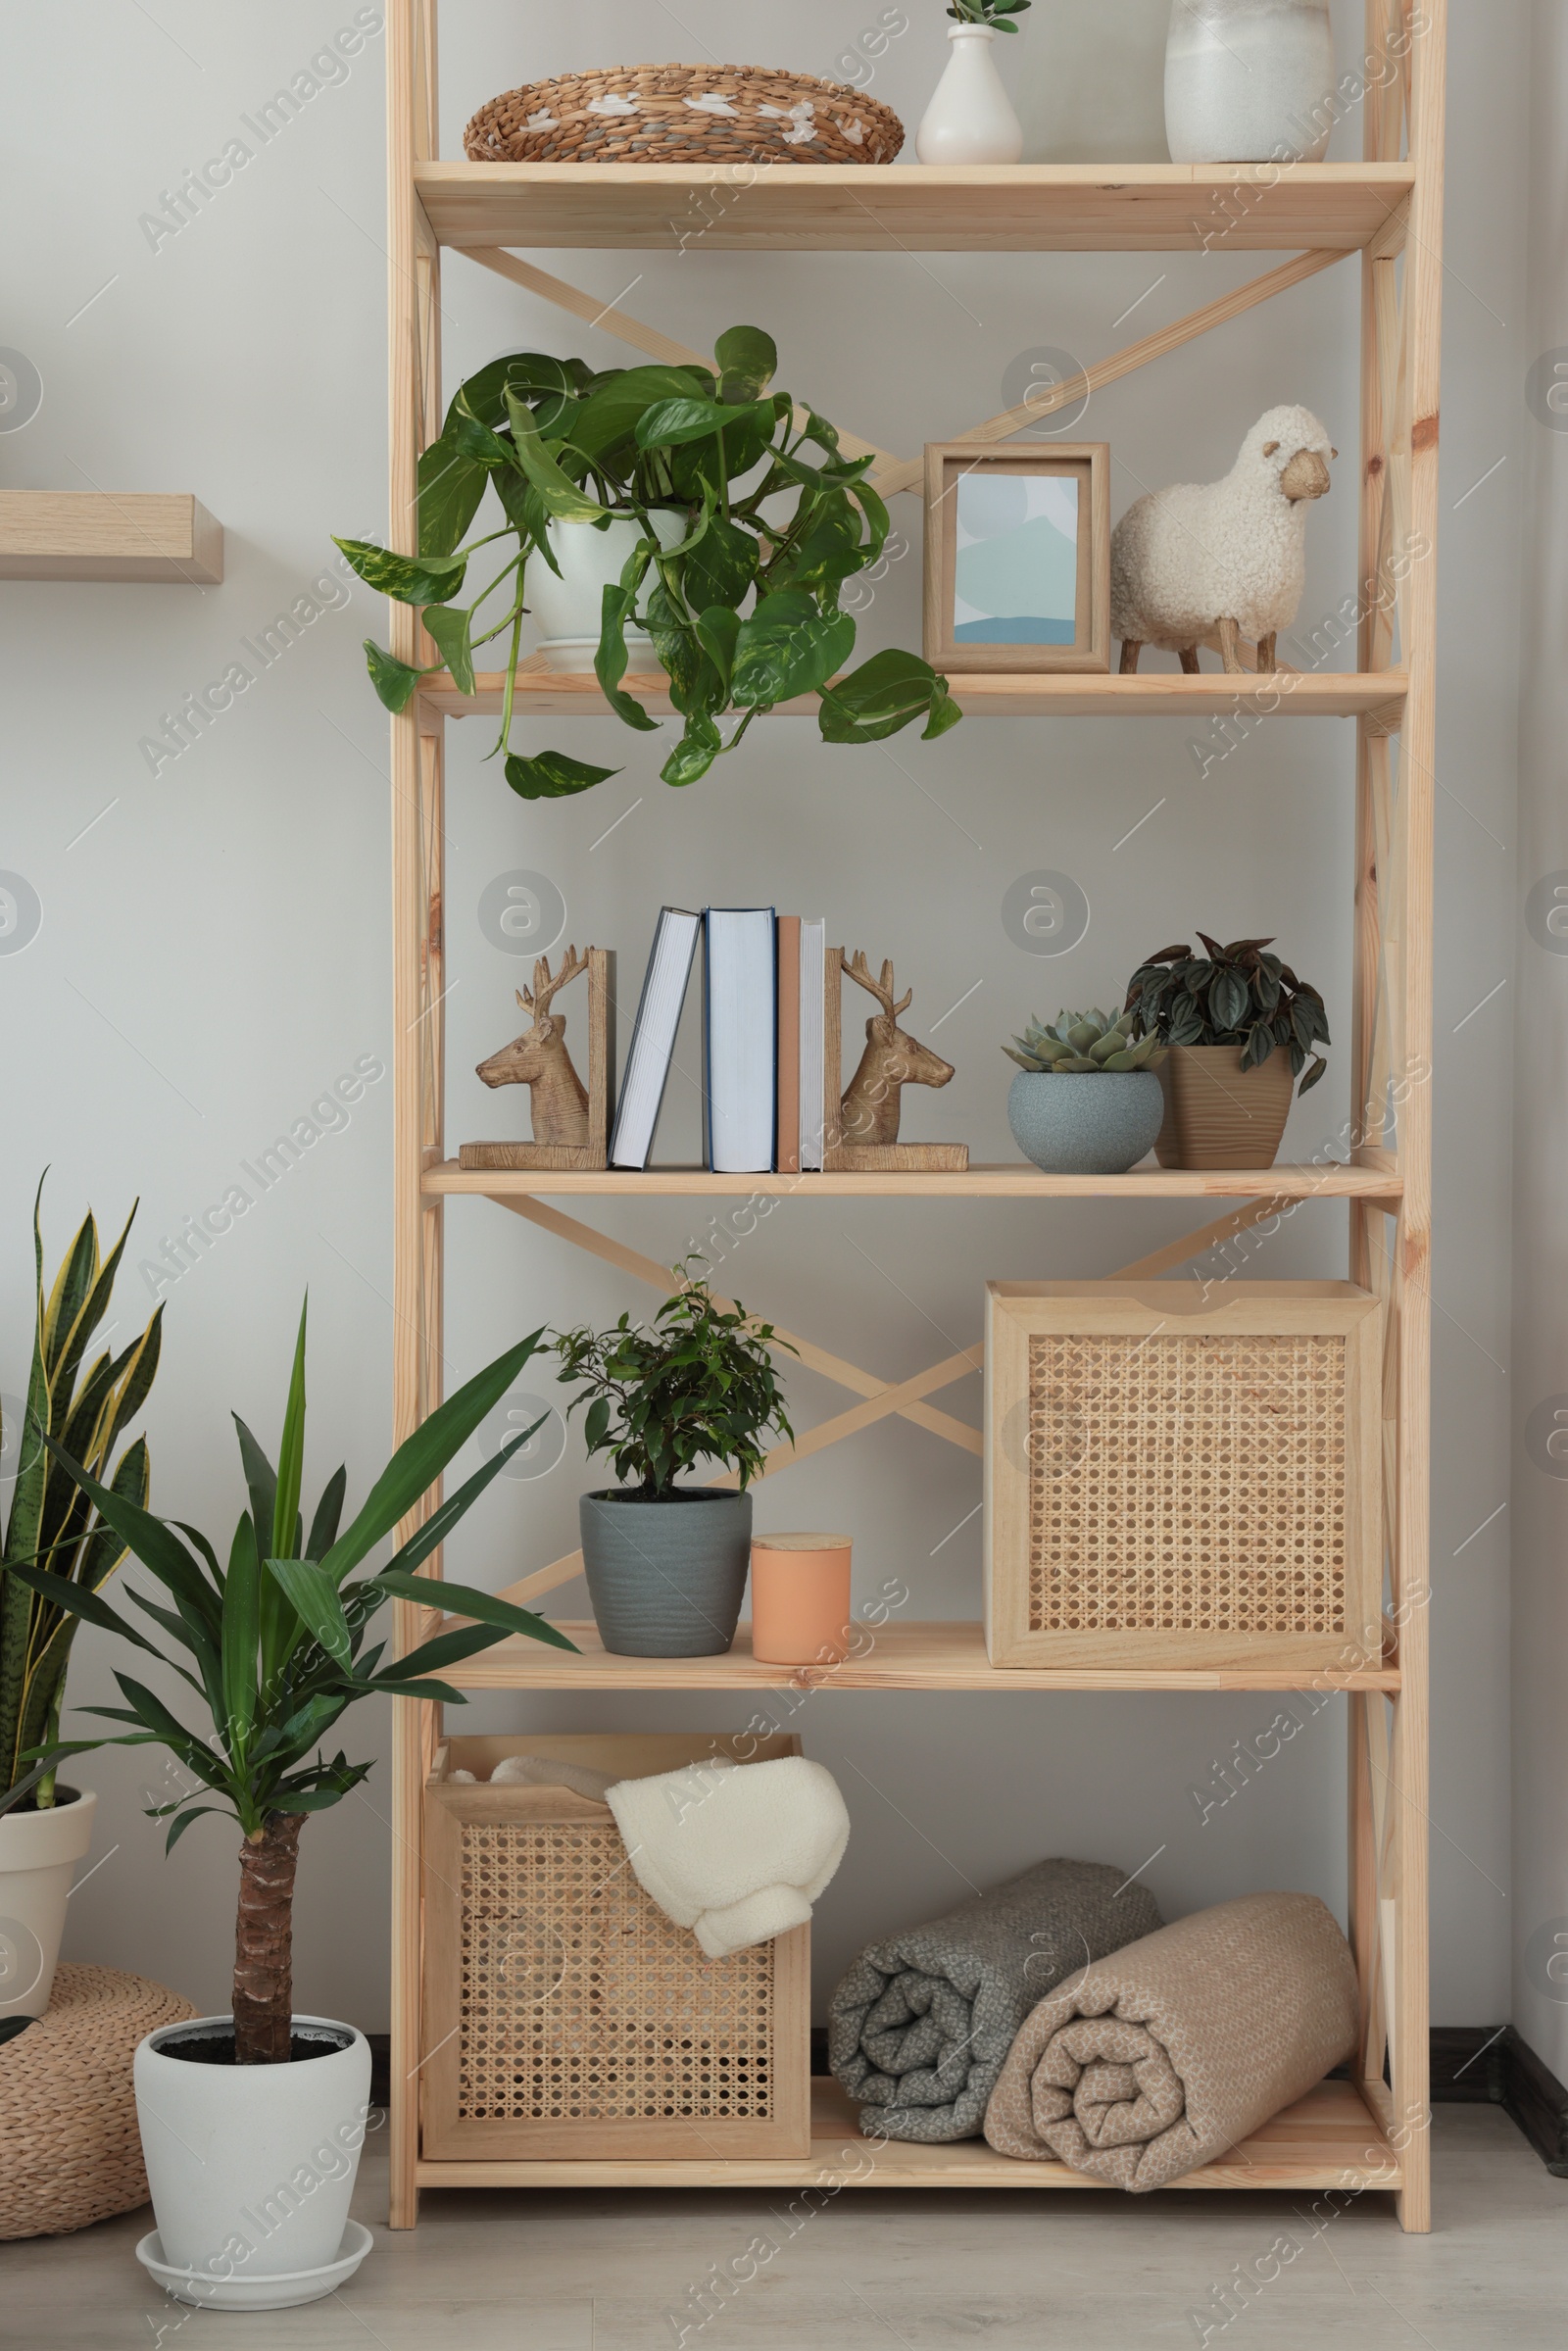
[1007,1069,1165,1175]
[579,1487,753,1657]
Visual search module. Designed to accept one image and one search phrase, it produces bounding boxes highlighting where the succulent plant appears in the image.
[1122,935,1330,1093]
[1004,1007,1165,1075]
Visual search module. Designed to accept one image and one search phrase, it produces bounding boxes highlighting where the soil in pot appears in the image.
[1007,1070,1165,1176]
[1153,1045,1296,1169]
[579,1486,753,1658]
[155,2025,351,2065]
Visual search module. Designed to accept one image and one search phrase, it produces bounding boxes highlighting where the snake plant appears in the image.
[0,1182,162,1809]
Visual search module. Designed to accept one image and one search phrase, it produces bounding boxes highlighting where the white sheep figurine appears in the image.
[1111,405,1337,676]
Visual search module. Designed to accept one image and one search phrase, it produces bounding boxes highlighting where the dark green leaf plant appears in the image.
[1123,935,1331,1093]
[336,325,961,798]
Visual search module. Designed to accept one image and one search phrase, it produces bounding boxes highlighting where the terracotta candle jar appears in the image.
[750,1533,853,1666]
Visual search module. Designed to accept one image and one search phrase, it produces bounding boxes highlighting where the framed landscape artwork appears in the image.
[923,442,1110,674]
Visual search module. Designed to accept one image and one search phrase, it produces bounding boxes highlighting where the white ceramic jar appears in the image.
[915,24,1025,167]
[1165,0,1337,165]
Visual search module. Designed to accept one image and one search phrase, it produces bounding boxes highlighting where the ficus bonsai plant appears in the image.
[335,325,960,798]
[552,1273,797,1659]
[1,1180,162,1815]
[1123,935,1331,1092]
[553,1274,795,1498]
[9,1299,574,2064]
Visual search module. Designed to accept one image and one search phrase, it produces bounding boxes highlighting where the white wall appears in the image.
[0,1,1521,2034]
[1513,0,1568,2084]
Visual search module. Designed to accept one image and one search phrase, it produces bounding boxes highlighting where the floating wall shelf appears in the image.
[0,491,223,584]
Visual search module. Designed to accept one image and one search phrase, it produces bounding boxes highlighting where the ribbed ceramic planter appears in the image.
[133,2014,371,2307]
[0,1786,95,2020]
[580,1488,753,1656]
[1006,1070,1165,1176]
[1153,1045,1295,1169]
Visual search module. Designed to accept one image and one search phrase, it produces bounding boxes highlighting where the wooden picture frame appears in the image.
[984,1280,1383,1672]
[924,442,1110,675]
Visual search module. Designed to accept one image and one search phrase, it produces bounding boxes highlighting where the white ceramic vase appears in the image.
[133,2013,373,2308]
[0,1785,95,2019]
[528,510,686,672]
[1165,0,1337,165]
[915,25,1024,167]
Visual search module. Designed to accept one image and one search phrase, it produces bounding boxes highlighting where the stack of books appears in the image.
[610,908,828,1175]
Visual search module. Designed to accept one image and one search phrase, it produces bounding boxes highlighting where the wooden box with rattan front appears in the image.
[421,1733,810,2161]
[984,1281,1384,1673]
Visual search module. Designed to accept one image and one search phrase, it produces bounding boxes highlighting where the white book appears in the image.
[703,908,777,1174]
[800,918,826,1170]
[610,907,701,1169]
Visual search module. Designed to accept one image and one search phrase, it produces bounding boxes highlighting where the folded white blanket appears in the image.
[607,1756,851,1959]
[488,1754,619,1800]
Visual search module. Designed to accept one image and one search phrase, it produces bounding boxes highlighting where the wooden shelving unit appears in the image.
[0,490,222,584]
[383,0,1444,2231]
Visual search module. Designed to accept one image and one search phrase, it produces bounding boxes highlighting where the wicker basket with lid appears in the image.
[465,63,905,168]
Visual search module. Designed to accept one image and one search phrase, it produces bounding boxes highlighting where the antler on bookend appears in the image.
[476,947,591,1147]
[839,951,955,1147]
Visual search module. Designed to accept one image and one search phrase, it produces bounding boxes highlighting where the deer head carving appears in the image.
[476,947,591,1147]
[839,951,955,1148]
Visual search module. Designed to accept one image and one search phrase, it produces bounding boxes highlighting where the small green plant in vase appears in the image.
[948,0,1032,28]
[552,1272,795,1659]
[337,326,960,799]
[1122,935,1331,1170]
[1003,1008,1167,1175]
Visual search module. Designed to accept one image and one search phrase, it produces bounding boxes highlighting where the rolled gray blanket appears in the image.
[983,1890,1359,2189]
[829,1858,1163,2142]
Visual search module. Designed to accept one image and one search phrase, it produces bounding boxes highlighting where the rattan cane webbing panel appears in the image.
[459,1820,776,2127]
[1026,1331,1348,1636]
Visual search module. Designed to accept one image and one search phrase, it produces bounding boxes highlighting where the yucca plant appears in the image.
[8,1300,575,2063]
[0,1181,161,1813]
[1004,1007,1164,1075]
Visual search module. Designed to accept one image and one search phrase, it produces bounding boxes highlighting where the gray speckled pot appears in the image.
[579,1487,753,1656]
[1006,1070,1165,1175]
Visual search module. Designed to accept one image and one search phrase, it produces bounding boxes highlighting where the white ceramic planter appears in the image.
[916,25,1024,167]
[0,1785,94,2020]
[529,510,686,671]
[1165,0,1336,165]
[134,2013,372,2309]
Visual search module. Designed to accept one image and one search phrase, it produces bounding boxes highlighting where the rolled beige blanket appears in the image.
[983,1891,1358,2190]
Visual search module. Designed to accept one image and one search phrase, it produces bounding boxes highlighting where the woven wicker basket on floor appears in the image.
[421,1734,810,2160]
[0,1964,194,2239]
[465,64,905,168]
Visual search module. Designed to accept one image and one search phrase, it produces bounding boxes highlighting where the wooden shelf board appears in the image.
[425,1160,1402,1204]
[416,162,1415,255]
[434,1620,1399,1694]
[0,491,222,584]
[421,667,1407,723]
[415,2077,1400,2191]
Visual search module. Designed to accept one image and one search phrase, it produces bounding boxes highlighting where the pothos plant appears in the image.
[1123,935,1331,1093]
[335,325,960,798]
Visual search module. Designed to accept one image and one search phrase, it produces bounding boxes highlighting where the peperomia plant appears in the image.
[1123,936,1331,1093]
[335,325,960,798]
[948,0,1032,26]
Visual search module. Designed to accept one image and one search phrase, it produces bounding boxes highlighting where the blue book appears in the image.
[703,908,777,1174]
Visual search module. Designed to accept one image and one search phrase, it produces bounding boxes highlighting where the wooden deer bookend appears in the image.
[825,950,968,1174]
[461,947,613,1172]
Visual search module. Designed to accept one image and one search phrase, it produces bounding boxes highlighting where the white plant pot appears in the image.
[134,2013,373,2308]
[0,1785,94,2020]
[1165,0,1337,165]
[529,510,686,672]
[916,25,1024,168]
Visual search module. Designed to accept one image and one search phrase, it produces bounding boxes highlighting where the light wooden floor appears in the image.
[9,2107,1563,2350]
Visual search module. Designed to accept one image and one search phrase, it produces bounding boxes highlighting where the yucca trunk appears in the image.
[234,1813,304,2063]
